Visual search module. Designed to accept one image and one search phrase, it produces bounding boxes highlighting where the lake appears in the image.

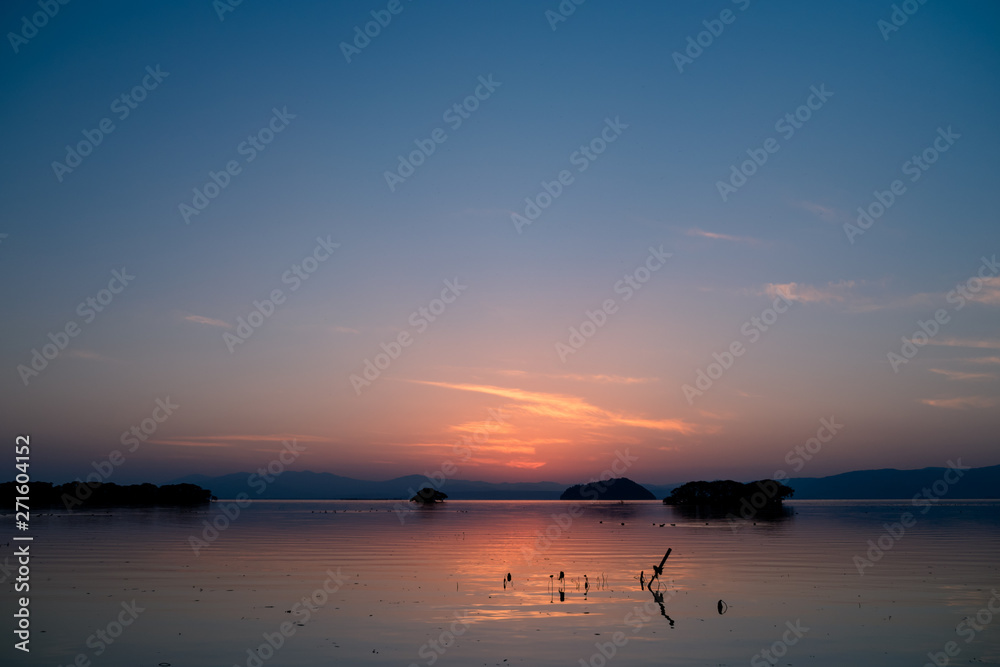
[4,500,999,666]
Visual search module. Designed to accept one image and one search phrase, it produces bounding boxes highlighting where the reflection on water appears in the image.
[669,501,796,524]
[2,500,999,666]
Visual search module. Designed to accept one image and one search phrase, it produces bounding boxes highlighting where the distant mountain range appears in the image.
[783,463,1000,499]
[170,463,1000,500]
[169,471,568,500]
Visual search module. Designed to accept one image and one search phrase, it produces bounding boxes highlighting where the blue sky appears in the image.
[2,0,998,485]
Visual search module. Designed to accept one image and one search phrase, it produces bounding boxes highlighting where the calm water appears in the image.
[3,500,999,666]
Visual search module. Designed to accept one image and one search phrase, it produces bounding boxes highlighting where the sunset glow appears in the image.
[2,0,997,489]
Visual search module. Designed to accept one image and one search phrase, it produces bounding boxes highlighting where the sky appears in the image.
[1,0,998,487]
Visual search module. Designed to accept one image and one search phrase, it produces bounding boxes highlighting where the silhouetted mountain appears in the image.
[169,471,566,500]
[560,477,656,500]
[785,463,1000,499]
[163,464,1000,500]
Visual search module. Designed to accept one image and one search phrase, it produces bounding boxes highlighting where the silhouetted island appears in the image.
[2,481,214,509]
[662,479,793,507]
[560,477,656,500]
[410,488,448,503]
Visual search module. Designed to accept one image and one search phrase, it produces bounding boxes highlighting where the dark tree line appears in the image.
[3,481,214,510]
[663,479,794,507]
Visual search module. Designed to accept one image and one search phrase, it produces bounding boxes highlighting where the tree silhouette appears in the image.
[410,488,448,503]
[662,479,793,507]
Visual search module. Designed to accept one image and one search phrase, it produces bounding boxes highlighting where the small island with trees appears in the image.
[560,477,656,501]
[410,488,448,503]
[662,479,794,509]
[2,481,214,510]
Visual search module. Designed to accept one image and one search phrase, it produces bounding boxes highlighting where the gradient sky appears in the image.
[2,0,998,487]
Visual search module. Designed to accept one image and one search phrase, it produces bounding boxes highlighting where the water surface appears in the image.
[4,500,999,666]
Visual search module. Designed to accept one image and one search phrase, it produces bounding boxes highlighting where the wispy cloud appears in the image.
[495,369,656,384]
[148,438,238,448]
[763,280,857,304]
[507,460,547,469]
[791,200,841,222]
[928,369,996,381]
[966,276,1000,305]
[413,381,699,435]
[963,356,1000,365]
[561,373,655,384]
[686,228,762,245]
[151,433,327,448]
[184,314,230,328]
[926,338,1000,350]
[918,396,999,410]
[407,441,539,455]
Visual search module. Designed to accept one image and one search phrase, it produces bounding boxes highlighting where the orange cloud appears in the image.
[918,396,999,410]
[494,369,655,384]
[412,381,698,435]
[507,460,547,469]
